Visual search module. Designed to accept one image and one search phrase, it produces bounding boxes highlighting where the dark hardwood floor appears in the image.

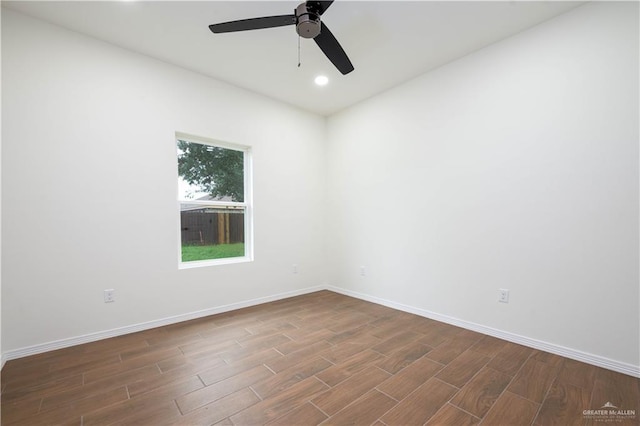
[2,291,638,425]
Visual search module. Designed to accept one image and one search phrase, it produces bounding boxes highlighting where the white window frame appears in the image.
[176,132,253,269]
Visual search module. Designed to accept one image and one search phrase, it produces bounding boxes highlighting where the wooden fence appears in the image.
[180,210,244,246]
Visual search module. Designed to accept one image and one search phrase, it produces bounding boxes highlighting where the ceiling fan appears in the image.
[209,1,354,75]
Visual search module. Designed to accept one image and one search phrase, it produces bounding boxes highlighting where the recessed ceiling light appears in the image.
[314,75,329,86]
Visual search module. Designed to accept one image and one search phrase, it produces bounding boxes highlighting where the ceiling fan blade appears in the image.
[209,15,296,34]
[314,22,354,75]
[307,1,334,16]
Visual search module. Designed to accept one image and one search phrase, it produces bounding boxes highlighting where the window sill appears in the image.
[178,256,253,269]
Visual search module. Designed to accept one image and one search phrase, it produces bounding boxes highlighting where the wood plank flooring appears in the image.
[2,291,639,425]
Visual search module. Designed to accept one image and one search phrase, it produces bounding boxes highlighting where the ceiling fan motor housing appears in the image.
[296,3,321,38]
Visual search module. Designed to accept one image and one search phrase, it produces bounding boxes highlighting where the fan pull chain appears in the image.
[297,35,301,68]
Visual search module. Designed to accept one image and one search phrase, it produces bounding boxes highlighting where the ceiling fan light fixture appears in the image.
[295,3,320,38]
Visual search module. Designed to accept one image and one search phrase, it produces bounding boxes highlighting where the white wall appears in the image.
[1,9,327,353]
[326,2,639,370]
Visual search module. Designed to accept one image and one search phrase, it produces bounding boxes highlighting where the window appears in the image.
[176,133,252,267]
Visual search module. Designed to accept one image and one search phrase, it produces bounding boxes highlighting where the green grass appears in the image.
[181,243,245,262]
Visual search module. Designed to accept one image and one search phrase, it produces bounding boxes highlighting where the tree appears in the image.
[177,140,244,202]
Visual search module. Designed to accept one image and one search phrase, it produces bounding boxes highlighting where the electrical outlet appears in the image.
[360,266,366,276]
[104,289,115,303]
[293,264,298,274]
[498,289,509,303]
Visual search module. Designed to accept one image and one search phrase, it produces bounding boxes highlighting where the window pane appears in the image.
[180,204,245,262]
[177,140,244,202]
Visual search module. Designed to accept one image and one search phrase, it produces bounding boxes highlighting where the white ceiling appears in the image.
[3,1,584,116]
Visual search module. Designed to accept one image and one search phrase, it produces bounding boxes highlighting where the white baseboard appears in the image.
[1,285,325,365]
[327,285,640,378]
[3,284,638,379]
